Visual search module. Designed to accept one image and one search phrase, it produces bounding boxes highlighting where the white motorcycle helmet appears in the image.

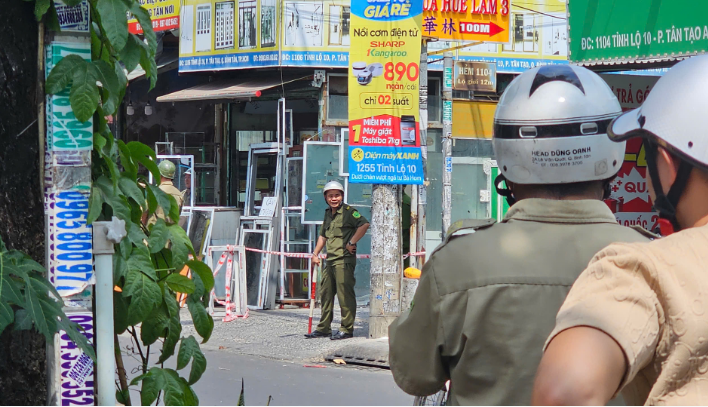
[608,55,708,233]
[493,64,625,185]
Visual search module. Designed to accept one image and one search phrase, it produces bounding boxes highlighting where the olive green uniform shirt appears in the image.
[388,199,655,406]
[320,204,368,264]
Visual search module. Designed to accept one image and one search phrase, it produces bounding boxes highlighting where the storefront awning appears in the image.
[156,76,310,103]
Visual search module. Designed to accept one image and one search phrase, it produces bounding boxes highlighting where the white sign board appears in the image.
[258,197,278,218]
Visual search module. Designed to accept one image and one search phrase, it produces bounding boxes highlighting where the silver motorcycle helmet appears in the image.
[493,64,625,185]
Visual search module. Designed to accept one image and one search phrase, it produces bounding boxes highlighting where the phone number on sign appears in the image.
[59,313,94,406]
[53,191,93,296]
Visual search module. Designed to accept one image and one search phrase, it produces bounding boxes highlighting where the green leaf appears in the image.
[58,318,96,361]
[70,61,100,122]
[148,219,169,253]
[12,308,33,331]
[120,34,143,73]
[140,304,169,346]
[145,181,159,216]
[87,187,103,225]
[164,285,180,317]
[238,379,245,406]
[186,260,214,296]
[119,235,132,259]
[166,274,195,294]
[115,60,128,91]
[168,224,192,272]
[139,43,158,90]
[126,221,147,247]
[116,388,131,406]
[114,291,130,334]
[0,302,14,333]
[96,0,130,52]
[139,369,162,406]
[158,314,181,364]
[2,275,26,307]
[179,378,199,406]
[94,132,107,152]
[150,184,173,218]
[92,61,120,115]
[125,1,157,55]
[124,269,162,326]
[45,3,61,31]
[117,140,137,180]
[119,176,145,207]
[176,336,207,384]
[35,0,50,20]
[163,369,187,406]
[127,247,157,281]
[114,253,127,284]
[187,295,213,343]
[127,141,160,181]
[93,60,119,95]
[24,279,52,339]
[46,55,85,95]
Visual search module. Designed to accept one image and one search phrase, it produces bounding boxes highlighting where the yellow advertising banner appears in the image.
[128,0,180,33]
[348,0,424,185]
[422,0,511,42]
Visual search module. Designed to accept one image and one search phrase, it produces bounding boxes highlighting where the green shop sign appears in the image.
[569,0,708,64]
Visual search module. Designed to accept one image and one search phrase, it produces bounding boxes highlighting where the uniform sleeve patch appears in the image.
[353,211,361,219]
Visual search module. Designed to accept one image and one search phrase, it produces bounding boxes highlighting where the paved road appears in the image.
[118,336,414,406]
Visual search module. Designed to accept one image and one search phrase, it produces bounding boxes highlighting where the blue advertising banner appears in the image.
[348,146,424,184]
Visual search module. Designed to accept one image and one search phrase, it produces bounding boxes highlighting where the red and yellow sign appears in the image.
[128,0,180,34]
[423,0,511,42]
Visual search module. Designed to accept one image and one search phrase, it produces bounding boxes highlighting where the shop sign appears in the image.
[57,312,95,406]
[443,100,452,124]
[128,0,180,34]
[600,74,659,109]
[280,0,351,68]
[569,0,708,64]
[54,0,90,33]
[453,61,496,92]
[422,0,511,43]
[348,0,424,185]
[601,74,661,231]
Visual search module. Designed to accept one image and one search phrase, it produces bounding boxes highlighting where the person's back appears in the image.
[389,64,648,405]
[389,199,652,405]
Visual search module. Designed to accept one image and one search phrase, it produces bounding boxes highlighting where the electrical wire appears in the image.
[513,5,567,19]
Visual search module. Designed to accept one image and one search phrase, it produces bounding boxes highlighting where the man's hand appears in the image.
[346,243,357,254]
[312,255,321,266]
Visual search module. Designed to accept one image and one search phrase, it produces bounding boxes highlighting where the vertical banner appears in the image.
[45,39,95,406]
[348,0,424,185]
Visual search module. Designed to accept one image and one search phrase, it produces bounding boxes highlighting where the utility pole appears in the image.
[44,8,96,405]
[410,41,429,270]
[441,51,453,236]
[368,184,402,339]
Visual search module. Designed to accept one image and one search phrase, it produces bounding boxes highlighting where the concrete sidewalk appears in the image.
[181,304,391,367]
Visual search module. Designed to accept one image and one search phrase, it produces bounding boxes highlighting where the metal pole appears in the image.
[417,41,429,264]
[441,52,453,236]
[92,218,126,407]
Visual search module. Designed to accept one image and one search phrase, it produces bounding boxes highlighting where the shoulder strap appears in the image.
[630,224,661,240]
[444,218,496,243]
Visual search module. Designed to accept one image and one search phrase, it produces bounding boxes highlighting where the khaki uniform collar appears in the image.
[161,180,174,186]
[503,198,618,224]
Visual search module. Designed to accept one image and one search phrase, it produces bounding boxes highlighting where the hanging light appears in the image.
[126,101,134,116]
[145,102,153,116]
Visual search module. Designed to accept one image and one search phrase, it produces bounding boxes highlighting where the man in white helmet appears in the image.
[388,65,655,405]
[533,56,708,406]
[306,181,370,340]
